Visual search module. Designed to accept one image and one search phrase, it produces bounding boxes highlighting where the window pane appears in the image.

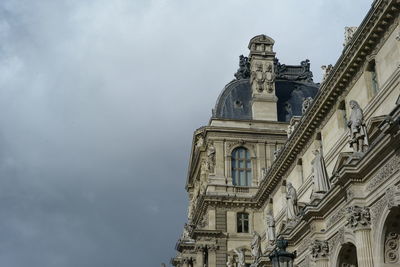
[239,171,245,185]
[246,160,251,169]
[246,150,250,159]
[239,160,244,168]
[239,149,244,158]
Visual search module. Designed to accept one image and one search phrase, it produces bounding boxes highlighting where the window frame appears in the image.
[231,147,252,187]
[236,212,249,233]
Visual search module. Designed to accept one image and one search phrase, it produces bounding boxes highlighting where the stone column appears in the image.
[310,240,330,267]
[195,246,204,267]
[346,206,374,267]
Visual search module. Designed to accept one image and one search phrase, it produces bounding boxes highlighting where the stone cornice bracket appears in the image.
[345,205,371,231]
[310,240,330,260]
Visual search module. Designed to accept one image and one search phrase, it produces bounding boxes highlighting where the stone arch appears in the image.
[335,242,358,267]
[330,228,357,267]
[372,185,400,265]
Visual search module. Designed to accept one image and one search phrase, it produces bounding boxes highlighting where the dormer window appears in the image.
[232,147,252,186]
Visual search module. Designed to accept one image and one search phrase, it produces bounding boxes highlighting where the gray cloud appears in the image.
[0,0,371,266]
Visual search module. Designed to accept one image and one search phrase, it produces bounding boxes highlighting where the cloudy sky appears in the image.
[0,1,371,266]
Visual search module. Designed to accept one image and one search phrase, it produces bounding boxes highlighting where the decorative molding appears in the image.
[370,196,388,228]
[386,184,400,209]
[297,236,312,255]
[367,152,400,191]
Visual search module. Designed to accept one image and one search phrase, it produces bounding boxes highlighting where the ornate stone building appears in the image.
[172,1,400,266]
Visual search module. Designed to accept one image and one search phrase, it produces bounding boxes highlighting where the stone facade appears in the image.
[172,1,400,266]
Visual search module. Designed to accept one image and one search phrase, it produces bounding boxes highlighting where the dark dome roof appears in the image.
[212,79,319,122]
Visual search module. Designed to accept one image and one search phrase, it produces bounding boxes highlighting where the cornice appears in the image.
[254,0,399,207]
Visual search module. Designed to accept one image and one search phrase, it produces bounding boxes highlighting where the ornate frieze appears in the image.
[310,240,330,259]
[346,206,371,230]
[297,236,312,255]
[366,152,400,191]
[327,207,346,229]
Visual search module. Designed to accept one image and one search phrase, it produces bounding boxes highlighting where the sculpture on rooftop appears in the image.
[347,100,369,154]
[302,97,314,115]
[234,55,251,80]
[321,64,333,83]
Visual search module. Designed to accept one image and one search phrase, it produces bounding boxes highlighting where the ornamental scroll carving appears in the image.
[367,152,400,191]
[346,206,371,229]
[385,232,400,264]
[310,240,329,259]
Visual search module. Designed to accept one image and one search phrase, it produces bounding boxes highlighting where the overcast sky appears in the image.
[0,1,372,266]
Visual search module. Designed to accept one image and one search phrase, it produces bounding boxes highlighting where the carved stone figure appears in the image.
[195,136,204,150]
[265,63,274,93]
[343,26,358,47]
[287,116,301,138]
[347,100,369,153]
[200,159,208,175]
[286,182,299,221]
[311,149,330,194]
[321,64,333,83]
[310,240,329,259]
[234,55,251,80]
[251,232,262,262]
[207,141,216,173]
[302,97,313,114]
[261,168,268,180]
[346,205,371,229]
[251,63,266,92]
[234,248,245,267]
[285,102,293,121]
[226,255,235,267]
[265,212,276,245]
[273,148,282,161]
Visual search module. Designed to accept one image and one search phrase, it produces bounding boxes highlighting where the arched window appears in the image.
[231,147,252,186]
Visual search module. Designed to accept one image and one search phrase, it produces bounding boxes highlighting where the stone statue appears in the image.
[261,168,268,180]
[251,232,262,262]
[234,248,245,267]
[285,101,293,121]
[343,26,358,47]
[207,141,216,173]
[302,97,313,115]
[226,255,235,267]
[321,64,333,83]
[265,212,276,245]
[234,55,250,80]
[347,100,369,153]
[195,135,204,150]
[286,182,299,221]
[274,148,282,161]
[265,63,274,93]
[311,149,330,194]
